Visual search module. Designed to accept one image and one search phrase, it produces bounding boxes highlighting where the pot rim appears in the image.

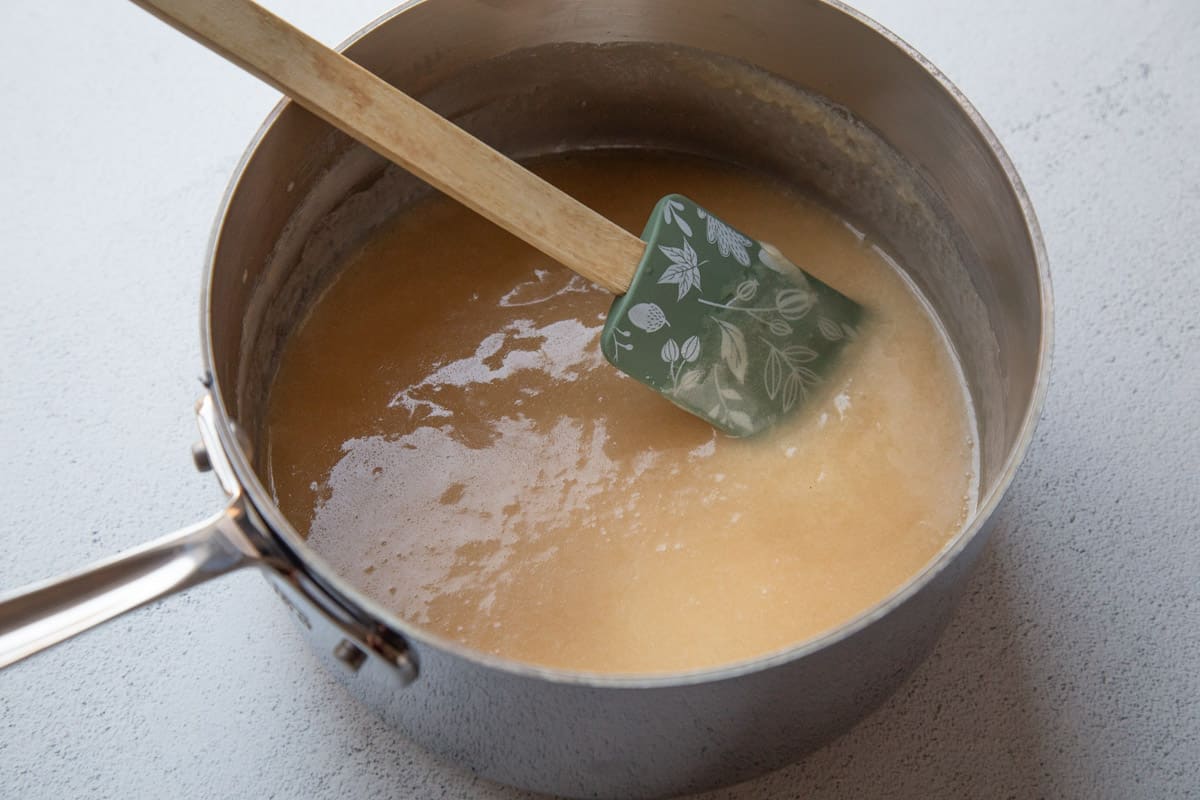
[199,0,1053,689]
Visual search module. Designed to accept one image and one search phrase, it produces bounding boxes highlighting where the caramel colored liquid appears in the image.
[266,151,977,674]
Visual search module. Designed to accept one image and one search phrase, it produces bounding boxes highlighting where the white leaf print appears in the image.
[757,243,792,274]
[703,213,753,267]
[663,199,694,237]
[842,322,859,340]
[764,348,784,400]
[719,387,741,401]
[782,373,804,412]
[727,410,753,431]
[661,338,680,362]
[768,319,792,337]
[677,369,704,391]
[680,335,701,363]
[818,317,844,341]
[714,318,748,383]
[628,302,670,332]
[776,288,816,320]
[783,345,818,363]
[657,238,703,300]
[757,244,809,291]
[657,242,692,264]
[659,263,699,300]
[735,280,758,301]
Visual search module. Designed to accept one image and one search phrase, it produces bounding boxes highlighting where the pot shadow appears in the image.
[688,505,1060,800]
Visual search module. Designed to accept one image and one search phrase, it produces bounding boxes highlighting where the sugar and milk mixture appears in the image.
[266,150,977,674]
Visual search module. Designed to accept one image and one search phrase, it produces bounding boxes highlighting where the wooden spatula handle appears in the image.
[132,0,646,294]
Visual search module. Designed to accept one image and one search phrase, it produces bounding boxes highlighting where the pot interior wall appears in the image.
[208,1,1041,527]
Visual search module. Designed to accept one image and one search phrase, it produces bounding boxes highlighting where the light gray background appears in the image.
[1,1,1196,797]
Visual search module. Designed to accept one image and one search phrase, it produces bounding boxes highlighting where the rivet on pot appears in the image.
[333,639,367,672]
[190,441,212,472]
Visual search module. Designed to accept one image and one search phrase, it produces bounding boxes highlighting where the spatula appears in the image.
[132,0,863,437]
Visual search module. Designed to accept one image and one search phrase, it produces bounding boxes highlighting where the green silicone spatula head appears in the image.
[603,194,862,436]
[133,0,862,437]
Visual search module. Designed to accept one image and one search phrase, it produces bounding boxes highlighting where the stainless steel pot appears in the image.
[0,1,1051,797]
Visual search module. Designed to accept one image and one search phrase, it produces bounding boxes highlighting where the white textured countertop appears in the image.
[1,1,1197,797]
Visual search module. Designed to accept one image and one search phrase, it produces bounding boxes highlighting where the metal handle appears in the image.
[0,504,258,668]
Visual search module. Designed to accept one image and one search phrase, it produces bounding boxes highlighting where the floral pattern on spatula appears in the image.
[600,194,863,437]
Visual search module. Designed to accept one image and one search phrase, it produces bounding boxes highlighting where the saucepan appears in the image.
[0,1,1051,796]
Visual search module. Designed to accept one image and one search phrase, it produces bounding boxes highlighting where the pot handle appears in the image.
[0,503,259,669]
